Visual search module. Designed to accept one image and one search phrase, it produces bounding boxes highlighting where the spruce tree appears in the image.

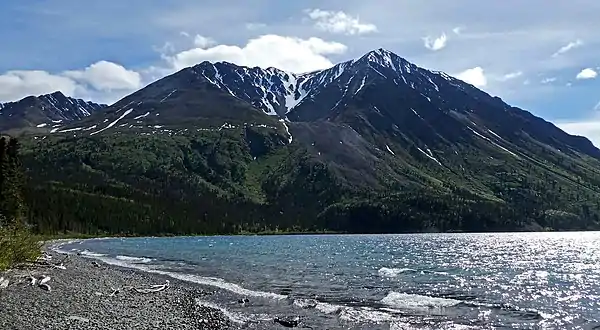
[0,137,7,226]
[0,137,24,225]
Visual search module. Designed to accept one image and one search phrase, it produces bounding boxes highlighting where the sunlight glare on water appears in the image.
[58,232,600,329]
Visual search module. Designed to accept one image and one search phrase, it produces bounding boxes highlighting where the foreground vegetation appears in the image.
[0,137,40,270]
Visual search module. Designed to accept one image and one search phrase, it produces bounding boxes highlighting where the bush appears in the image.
[0,223,42,270]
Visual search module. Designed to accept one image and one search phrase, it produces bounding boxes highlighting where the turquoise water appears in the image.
[56,233,600,329]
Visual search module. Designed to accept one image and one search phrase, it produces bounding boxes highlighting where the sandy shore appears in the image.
[0,248,237,330]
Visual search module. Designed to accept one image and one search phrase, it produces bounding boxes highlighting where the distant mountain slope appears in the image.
[17,49,600,235]
[0,92,105,134]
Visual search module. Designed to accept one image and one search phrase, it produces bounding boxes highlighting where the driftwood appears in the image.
[15,254,69,270]
[274,316,300,328]
[26,275,37,286]
[107,280,170,296]
[133,280,170,294]
[39,275,50,285]
[22,273,53,292]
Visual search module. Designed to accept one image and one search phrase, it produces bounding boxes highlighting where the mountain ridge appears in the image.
[38,48,598,160]
[0,91,105,133]
[10,48,600,235]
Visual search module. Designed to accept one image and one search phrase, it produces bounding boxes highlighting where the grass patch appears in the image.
[0,225,42,270]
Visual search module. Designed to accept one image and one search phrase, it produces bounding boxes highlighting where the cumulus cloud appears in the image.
[456,67,487,87]
[305,9,377,35]
[556,100,600,146]
[423,33,448,51]
[557,120,600,147]
[541,77,557,84]
[166,34,347,73]
[63,61,142,91]
[0,71,79,102]
[194,35,215,48]
[552,39,583,57]
[576,68,597,80]
[0,60,143,103]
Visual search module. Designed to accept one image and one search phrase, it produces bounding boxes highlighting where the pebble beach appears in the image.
[0,249,236,330]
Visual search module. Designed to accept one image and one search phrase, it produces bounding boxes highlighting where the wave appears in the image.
[49,239,83,254]
[195,299,251,324]
[461,301,548,320]
[377,267,449,278]
[195,299,272,325]
[293,298,344,315]
[339,306,399,323]
[115,255,153,263]
[79,250,107,258]
[378,267,416,277]
[293,298,400,324]
[381,292,461,309]
[62,251,288,300]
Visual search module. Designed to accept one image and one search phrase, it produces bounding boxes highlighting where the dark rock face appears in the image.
[0,91,105,133]
[131,48,597,160]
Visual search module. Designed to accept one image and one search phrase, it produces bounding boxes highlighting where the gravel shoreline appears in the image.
[0,248,237,330]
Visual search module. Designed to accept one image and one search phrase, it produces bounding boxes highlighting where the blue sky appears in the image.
[1,0,600,143]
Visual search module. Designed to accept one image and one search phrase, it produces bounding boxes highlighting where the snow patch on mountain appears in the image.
[417,147,442,166]
[189,49,466,120]
[90,109,133,136]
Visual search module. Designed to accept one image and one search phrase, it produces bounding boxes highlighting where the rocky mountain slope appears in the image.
[0,92,105,134]
[14,49,600,235]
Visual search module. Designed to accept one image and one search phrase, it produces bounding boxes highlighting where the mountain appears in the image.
[16,49,600,235]
[0,92,105,134]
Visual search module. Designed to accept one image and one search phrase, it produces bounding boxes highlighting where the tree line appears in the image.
[0,137,40,270]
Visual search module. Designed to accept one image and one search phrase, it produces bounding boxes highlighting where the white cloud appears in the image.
[63,61,142,91]
[0,60,143,103]
[557,120,600,147]
[423,33,448,51]
[0,70,79,102]
[305,9,377,35]
[498,71,523,81]
[456,67,487,87]
[541,77,557,84]
[552,39,583,57]
[556,100,600,146]
[166,34,347,73]
[452,27,464,35]
[194,35,215,48]
[576,68,597,80]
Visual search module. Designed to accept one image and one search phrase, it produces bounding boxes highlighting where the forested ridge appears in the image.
[16,126,600,237]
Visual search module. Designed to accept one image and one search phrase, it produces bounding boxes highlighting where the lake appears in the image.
[56,232,600,329]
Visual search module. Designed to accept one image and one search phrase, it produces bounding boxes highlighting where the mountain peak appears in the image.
[349,48,413,76]
[46,91,67,99]
[358,48,401,64]
[0,92,105,132]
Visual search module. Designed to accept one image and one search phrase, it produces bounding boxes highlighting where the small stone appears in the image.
[67,316,90,323]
